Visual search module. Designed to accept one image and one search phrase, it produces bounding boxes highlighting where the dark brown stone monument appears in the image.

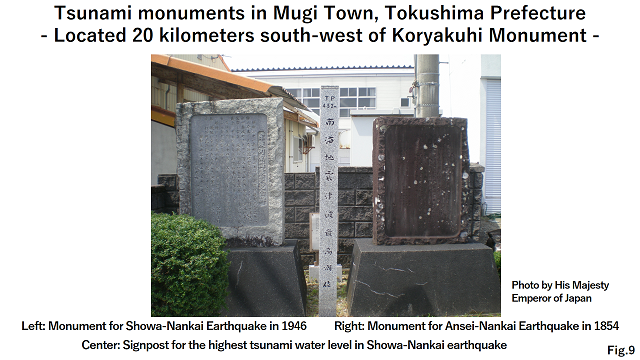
[346,117,500,317]
[372,117,472,245]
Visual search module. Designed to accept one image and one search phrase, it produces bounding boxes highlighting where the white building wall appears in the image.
[308,132,320,172]
[481,55,501,78]
[350,116,374,167]
[286,120,309,173]
[243,69,414,167]
[151,77,211,114]
[350,109,415,167]
[437,55,482,163]
[240,57,490,165]
[151,55,226,114]
[480,55,502,214]
[151,121,177,184]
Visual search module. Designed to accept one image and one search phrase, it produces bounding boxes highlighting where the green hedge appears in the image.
[494,251,501,277]
[151,212,229,317]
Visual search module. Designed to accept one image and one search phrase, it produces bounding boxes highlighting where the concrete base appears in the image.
[347,239,500,317]
[221,240,307,317]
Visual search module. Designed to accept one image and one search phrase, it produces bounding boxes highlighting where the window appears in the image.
[287,88,320,115]
[401,97,410,107]
[290,87,377,117]
[339,87,376,117]
[293,136,303,162]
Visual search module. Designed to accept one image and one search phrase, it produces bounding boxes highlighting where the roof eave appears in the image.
[151,54,309,112]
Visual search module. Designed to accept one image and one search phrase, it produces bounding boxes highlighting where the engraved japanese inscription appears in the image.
[372,117,472,245]
[319,86,339,317]
[190,114,269,227]
[384,125,461,237]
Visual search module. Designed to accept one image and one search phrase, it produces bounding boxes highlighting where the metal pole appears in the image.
[415,54,439,118]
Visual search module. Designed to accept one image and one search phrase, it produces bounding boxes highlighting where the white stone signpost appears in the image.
[319,86,339,317]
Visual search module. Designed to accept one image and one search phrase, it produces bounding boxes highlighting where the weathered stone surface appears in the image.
[221,240,306,316]
[479,218,501,246]
[191,113,269,226]
[338,190,356,206]
[372,117,472,245]
[338,222,355,238]
[285,223,309,239]
[337,238,355,253]
[301,254,315,268]
[295,173,315,189]
[285,168,375,269]
[337,254,351,267]
[339,207,373,222]
[285,207,295,223]
[285,173,295,190]
[474,189,483,203]
[347,239,501,317]
[315,167,372,187]
[471,220,481,237]
[474,172,483,189]
[154,174,179,210]
[355,190,373,206]
[315,189,355,207]
[285,190,314,206]
[355,222,373,237]
[151,185,165,210]
[163,191,174,206]
[470,163,484,171]
[158,174,177,191]
[295,238,310,252]
[339,173,373,190]
[488,229,501,251]
[473,203,482,219]
[175,98,285,245]
[295,206,315,223]
[319,86,340,317]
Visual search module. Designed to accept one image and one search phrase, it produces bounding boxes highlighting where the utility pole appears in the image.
[414,54,439,118]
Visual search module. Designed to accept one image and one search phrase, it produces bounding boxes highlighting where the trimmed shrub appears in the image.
[494,251,501,277]
[151,212,229,317]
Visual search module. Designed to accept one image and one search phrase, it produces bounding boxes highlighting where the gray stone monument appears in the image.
[319,86,339,317]
[176,98,284,245]
[175,98,306,316]
[346,117,500,317]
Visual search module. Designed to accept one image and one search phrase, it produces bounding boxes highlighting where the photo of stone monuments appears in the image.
[151,54,501,317]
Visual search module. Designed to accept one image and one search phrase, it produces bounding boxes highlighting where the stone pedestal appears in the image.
[221,240,307,317]
[347,239,500,317]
